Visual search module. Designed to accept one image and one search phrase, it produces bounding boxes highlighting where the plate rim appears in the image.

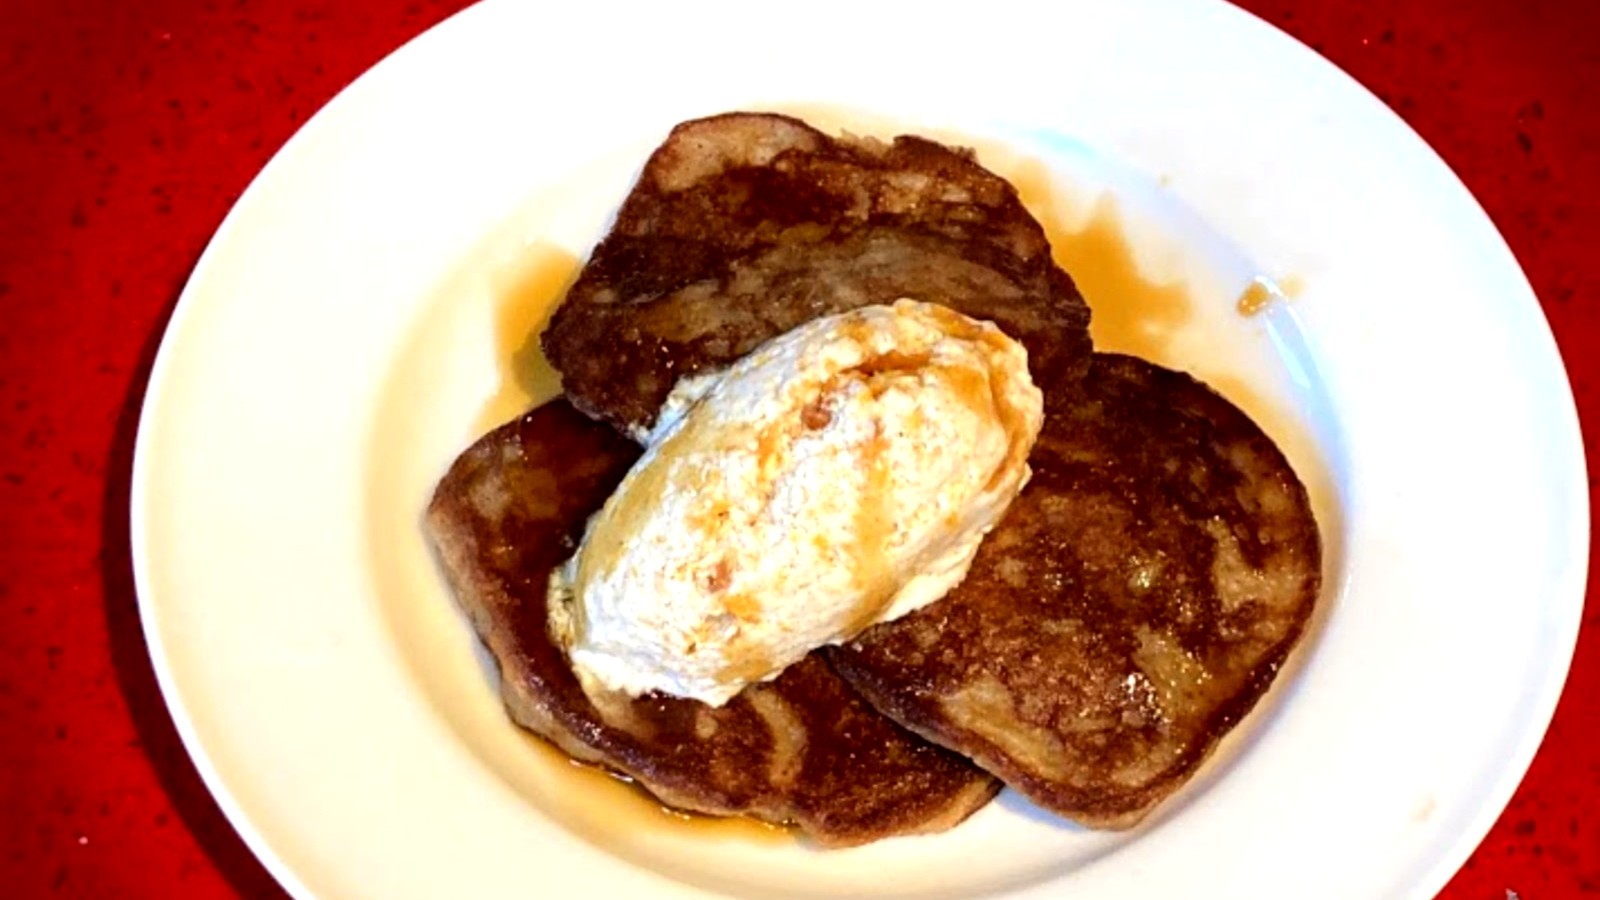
[129,0,1591,897]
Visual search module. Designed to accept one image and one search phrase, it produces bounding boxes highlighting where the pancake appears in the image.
[542,111,1092,437]
[827,353,1322,828]
[425,400,1000,845]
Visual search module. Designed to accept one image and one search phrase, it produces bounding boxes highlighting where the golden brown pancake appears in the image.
[827,354,1322,828]
[425,400,999,845]
[542,111,1092,437]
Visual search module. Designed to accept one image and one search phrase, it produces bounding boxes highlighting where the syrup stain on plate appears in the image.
[475,242,578,433]
[1009,159,1196,364]
[1235,275,1302,318]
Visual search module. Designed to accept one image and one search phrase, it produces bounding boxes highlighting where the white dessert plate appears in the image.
[130,0,1588,897]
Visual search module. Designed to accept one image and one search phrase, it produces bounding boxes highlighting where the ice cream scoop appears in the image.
[548,299,1044,706]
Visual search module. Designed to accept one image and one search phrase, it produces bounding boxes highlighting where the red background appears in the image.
[1,0,1594,896]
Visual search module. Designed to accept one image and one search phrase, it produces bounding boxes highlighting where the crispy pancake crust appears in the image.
[542,111,1091,436]
[828,354,1322,828]
[425,401,999,845]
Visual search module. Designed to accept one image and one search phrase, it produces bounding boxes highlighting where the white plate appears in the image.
[131,0,1588,897]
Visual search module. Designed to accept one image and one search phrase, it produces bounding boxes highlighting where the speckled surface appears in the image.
[0,1,1593,897]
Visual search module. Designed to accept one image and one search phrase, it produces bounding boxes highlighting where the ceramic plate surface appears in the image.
[131,0,1588,897]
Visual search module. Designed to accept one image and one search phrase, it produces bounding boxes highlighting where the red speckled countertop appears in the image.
[0,1,1594,896]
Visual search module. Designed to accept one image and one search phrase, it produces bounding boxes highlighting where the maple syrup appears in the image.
[474,241,579,433]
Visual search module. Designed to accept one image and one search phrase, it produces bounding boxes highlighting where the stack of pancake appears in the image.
[425,113,1321,845]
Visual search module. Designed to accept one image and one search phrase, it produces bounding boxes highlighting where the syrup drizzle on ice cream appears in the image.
[548,300,1044,706]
